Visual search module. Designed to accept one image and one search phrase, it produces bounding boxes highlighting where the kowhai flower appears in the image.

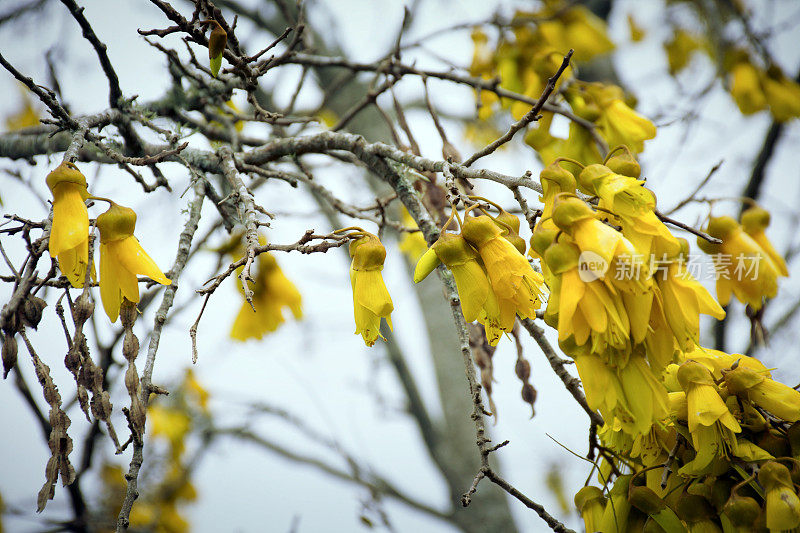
[461,214,544,324]
[230,253,303,341]
[698,215,779,310]
[741,205,788,277]
[96,202,171,322]
[677,360,741,475]
[348,232,393,346]
[46,161,93,288]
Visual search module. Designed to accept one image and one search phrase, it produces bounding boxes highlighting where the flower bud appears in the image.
[413,247,441,283]
[515,358,531,381]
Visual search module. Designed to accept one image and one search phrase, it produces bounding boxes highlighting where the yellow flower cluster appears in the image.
[45,162,171,322]
[729,54,800,122]
[526,150,799,532]
[578,347,800,532]
[469,2,657,162]
[414,200,544,346]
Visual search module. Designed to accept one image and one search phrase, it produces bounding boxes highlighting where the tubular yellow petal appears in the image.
[354,270,393,317]
[49,185,89,257]
[451,262,489,323]
[99,243,122,322]
[230,303,265,341]
[114,236,171,286]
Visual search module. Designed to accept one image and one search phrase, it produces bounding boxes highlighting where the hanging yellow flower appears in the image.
[740,205,789,277]
[46,161,93,288]
[230,252,303,341]
[96,202,171,322]
[657,239,725,350]
[348,231,393,346]
[723,365,800,422]
[698,215,779,310]
[676,360,741,474]
[759,461,800,531]
[729,59,767,114]
[581,83,656,153]
[544,239,630,354]
[763,67,800,122]
[461,214,544,323]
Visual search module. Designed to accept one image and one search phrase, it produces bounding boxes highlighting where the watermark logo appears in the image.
[578,251,608,282]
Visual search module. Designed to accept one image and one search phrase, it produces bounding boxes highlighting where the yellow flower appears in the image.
[574,486,605,533]
[616,353,669,435]
[657,239,725,350]
[230,253,303,341]
[415,232,509,345]
[763,67,800,122]
[149,404,191,458]
[4,87,40,131]
[698,215,779,310]
[723,365,800,422]
[677,360,741,474]
[664,29,706,74]
[461,214,544,323]
[579,161,680,259]
[581,83,656,153]
[544,239,630,354]
[96,202,171,322]
[349,232,393,346]
[46,161,93,288]
[183,368,210,412]
[729,60,767,115]
[398,208,428,262]
[741,205,788,277]
[759,461,800,531]
[598,475,632,533]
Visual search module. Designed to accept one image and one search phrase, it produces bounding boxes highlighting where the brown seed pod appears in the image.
[2,333,18,378]
[515,357,531,381]
[22,296,47,329]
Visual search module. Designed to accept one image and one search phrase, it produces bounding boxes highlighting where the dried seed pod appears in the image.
[2,333,18,378]
[521,382,537,417]
[72,292,94,324]
[22,296,47,329]
[515,357,531,381]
